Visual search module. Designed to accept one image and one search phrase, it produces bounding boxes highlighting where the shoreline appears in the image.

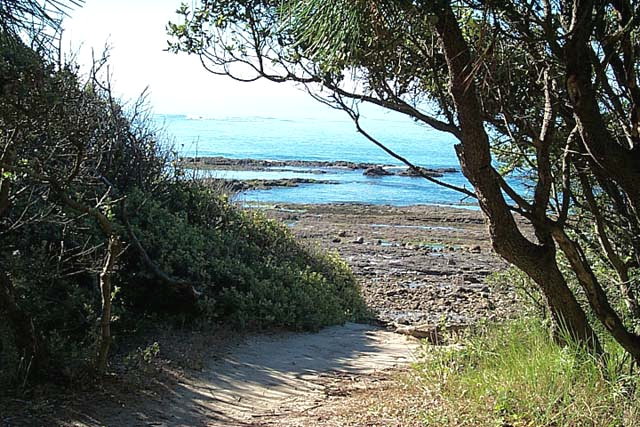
[178,155,459,177]
[183,155,477,208]
[201,177,338,192]
[241,200,482,211]
[255,202,516,328]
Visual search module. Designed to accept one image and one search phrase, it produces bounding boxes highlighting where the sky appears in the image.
[61,0,381,120]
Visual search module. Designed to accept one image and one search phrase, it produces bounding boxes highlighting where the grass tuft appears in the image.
[415,318,640,426]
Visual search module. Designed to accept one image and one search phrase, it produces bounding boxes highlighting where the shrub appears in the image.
[0,33,367,387]
[121,184,367,330]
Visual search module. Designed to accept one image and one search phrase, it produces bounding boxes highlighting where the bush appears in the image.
[121,184,367,330]
[0,32,367,388]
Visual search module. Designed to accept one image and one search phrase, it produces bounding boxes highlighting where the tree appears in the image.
[168,0,640,360]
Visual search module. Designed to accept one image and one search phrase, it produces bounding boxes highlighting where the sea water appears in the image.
[159,114,479,207]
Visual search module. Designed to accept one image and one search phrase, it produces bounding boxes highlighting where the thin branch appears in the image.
[333,96,477,199]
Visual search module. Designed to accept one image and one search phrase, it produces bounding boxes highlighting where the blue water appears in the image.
[159,114,479,206]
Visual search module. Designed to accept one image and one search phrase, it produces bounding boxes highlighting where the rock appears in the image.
[469,245,482,253]
[394,324,443,344]
[338,230,347,237]
[398,167,444,178]
[394,315,412,325]
[468,284,490,293]
[447,259,456,266]
[385,289,407,297]
[353,236,365,244]
[455,285,472,294]
[332,238,342,243]
[363,166,392,176]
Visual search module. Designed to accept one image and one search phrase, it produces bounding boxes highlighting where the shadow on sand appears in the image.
[54,323,418,426]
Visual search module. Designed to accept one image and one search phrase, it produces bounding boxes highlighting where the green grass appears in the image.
[414,318,640,426]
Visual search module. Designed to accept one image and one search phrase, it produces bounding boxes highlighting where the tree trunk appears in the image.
[0,270,48,382]
[432,0,601,352]
[578,172,640,319]
[96,236,119,374]
[564,0,640,216]
[512,244,600,351]
[552,228,640,363]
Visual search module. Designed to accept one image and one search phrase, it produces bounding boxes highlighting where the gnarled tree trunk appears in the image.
[432,0,601,351]
[96,236,119,374]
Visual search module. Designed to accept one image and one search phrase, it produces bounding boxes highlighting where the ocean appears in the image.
[158,114,479,207]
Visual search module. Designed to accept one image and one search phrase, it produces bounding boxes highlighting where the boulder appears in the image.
[399,167,444,178]
[363,166,392,176]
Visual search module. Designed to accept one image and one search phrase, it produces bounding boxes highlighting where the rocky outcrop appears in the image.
[363,166,392,176]
[178,156,459,178]
[398,166,458,178]
[202,178,337,193]
[263,202,519,329]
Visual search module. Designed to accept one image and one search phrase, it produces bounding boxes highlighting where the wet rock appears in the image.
[363,166,392,176]
[398,167,444,178]
[468,284,490,293]
[261,201,517,329]
[385,289,408,297]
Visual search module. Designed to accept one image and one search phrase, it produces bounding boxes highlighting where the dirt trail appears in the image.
[61,323,419,426]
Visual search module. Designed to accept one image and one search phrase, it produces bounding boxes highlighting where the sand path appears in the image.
[64,323,419,426]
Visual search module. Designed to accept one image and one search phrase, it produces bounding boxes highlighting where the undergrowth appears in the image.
[415,318,640,426]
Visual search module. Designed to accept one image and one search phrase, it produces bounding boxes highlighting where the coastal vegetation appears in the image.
[0,0,365,391]
[169,0,640,364]
[377,316,640,426]
[416,271,640,425]
[3,0,640,425]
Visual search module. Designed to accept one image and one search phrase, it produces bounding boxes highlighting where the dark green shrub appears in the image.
[121,184,367,330]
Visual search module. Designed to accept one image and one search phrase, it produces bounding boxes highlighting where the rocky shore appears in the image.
[258,203,520,330]
[202,177,337,192]
[178,156,458,177]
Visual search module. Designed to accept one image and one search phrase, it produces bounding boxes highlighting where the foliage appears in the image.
[416,318,640,426]
[121,183,367,329]
[0,11,366,389]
